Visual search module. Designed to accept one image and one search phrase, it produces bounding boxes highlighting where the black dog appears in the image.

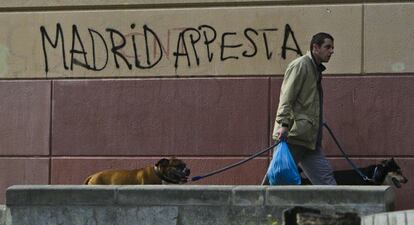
[301,158,408,188]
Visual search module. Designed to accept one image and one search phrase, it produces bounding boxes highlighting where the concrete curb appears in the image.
[0,205,5,225]
[5,185,394,225]
[362,210,414,225]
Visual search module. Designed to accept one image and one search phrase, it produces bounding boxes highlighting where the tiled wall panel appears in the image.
[0,81,51,156]
[51,157,268,185]
[51,78,269,156]
[0,158,49,204]
[270,76,414,156]
[269,77,283,137]
[323,76,414,156]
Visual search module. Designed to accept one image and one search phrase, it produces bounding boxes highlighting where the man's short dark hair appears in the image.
[310,32,334,51]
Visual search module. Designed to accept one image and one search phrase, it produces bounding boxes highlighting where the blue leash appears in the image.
[191,140,280,182]
[323,122,373,182]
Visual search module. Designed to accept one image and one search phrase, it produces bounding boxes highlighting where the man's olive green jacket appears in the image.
[273,52,323,150]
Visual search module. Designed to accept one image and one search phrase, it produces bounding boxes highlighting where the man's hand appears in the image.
[277,126,289,140]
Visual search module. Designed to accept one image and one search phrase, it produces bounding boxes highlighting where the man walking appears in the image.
[263,32,336,185]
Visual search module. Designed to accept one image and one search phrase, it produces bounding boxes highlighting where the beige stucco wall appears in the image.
[364,3,414,73]
[0,1,412,78]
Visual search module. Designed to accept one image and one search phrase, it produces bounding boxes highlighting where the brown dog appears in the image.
[84,158,190,185]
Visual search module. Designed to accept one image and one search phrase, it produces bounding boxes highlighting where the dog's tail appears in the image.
[83,176,92,185]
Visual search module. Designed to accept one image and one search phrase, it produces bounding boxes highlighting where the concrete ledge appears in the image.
[5,185,394,225]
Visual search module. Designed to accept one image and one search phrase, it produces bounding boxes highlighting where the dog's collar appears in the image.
[154,166,180,184]
[371,166,383,184]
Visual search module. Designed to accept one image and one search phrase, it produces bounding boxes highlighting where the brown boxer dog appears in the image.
[84,158,190,185]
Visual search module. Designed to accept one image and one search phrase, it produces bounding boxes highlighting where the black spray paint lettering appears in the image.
[242,28,278,59]
[88,28,109,71]
[130,24,163,69]
[71,24,90,70]
[40,23,163,74]
[40,23,68,73]
[173,28,197,67]
[40,23,302,74]
[260,28,279,59]
[106,27,132,70]
[173,25,301,68]
[199,25,216,62]
[281,24,302,59]
[220,32,243,61]
[243,28,259,58]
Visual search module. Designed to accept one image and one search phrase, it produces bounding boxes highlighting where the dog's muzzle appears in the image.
[391,175,408,188]
[392,178,402,188]
[167,167,191,184]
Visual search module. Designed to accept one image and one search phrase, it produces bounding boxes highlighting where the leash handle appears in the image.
[323,122,373,182]
[191,140,280,182]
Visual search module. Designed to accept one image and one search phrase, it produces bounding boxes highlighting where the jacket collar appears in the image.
[306,51,326,73]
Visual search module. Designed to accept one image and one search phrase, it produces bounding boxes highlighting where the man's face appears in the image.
[313,38,334,63]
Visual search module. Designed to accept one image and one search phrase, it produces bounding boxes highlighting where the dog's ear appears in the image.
[383,158,401,172]
[387,158,398,166]
[156,158,170,167]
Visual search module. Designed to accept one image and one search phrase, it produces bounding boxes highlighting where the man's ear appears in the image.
[312,43,319,52]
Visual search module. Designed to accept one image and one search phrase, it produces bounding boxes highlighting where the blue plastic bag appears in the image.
[266,141,301,185]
